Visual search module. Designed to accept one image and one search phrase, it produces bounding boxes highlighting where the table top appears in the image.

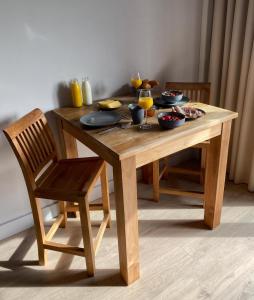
[54,97,238,163]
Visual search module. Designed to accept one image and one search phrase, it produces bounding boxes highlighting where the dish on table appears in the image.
[154,96,189,108]
[157,112,185,129]
[97,99,122,110]
[80,111,121,127]
[172,106,205,120]
[161,90,183,103]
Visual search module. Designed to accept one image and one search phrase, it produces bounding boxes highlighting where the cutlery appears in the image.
[97,122,132,135]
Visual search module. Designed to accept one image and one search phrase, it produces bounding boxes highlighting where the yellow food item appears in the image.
[98,99,122,109]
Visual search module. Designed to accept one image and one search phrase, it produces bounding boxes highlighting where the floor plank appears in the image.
[0,181,254,300]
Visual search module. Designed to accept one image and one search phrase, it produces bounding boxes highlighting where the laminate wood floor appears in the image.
[1,181,254,300]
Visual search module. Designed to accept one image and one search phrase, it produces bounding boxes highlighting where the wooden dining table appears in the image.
[53,97,238,285]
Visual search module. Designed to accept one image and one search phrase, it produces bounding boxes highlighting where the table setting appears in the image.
[78,92,206,135]
[70,73,207,136]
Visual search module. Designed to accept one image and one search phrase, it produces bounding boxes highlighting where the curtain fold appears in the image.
[202,0,254,191]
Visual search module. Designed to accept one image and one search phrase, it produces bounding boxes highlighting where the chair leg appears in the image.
[30,197,47,265]
[59,201,67,228]
[141,163,153,184]
[100,163,111,228]
[152,160,160,202]
[67,203,79,219]
[162,157,169,179]
[79,198,95,277]
[200,147,207,184]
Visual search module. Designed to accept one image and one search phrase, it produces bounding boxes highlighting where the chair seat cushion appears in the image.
[35,157,104,201]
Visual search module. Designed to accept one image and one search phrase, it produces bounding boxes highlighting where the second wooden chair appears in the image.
[152,82,211,202]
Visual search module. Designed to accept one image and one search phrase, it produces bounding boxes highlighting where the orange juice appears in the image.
[70,80,83,107]
[131,78,142,89]
[138,97,153,110]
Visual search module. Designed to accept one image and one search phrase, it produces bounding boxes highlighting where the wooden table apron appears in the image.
[54,103,237,285]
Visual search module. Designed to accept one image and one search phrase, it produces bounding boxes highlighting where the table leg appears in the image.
[113,156,140,285]
[56,119,78,218]
[57,119,78,159]
[204,120,232,229]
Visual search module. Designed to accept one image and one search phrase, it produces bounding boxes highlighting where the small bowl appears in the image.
[161,90,183,103]
[147,105,157,117]
[158,112,185,129]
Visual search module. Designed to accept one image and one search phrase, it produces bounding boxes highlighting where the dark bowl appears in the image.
[161,90,183,103]
[158,112,185,129]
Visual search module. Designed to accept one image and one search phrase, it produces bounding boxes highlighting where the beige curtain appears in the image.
[200,0,254,191]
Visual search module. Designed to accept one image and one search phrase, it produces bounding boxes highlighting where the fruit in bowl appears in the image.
[161,90,183,103]
[157,112,185,129]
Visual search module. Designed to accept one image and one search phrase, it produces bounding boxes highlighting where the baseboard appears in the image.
[0,179,114,241]
[0,202,59,241]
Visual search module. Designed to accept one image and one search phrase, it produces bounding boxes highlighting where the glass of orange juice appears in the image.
[131,72,142,89]
[138,89,153,129]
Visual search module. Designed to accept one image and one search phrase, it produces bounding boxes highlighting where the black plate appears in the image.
[154,96,189,108]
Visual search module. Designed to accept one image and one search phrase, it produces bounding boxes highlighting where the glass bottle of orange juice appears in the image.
[70,79,83,107]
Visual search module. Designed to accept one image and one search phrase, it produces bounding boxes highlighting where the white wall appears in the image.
[0,0,203,240]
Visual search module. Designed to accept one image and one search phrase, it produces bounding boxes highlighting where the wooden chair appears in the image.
[3,108,111,276]
[166,82,210,104]
[152,82,211,202]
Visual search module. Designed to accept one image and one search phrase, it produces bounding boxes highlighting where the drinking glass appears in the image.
[130,72,142,89]
[138,89,153,129]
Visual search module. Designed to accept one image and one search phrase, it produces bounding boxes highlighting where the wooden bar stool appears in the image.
[152,82,211,202]
[3,108,111,276]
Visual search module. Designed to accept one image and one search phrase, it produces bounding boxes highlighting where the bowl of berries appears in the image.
[158,112,185,129]
[161,90,183,104]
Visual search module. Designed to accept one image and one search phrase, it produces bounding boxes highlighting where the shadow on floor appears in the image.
[0,264,124,287]
[0,227,125,287]
[2,216,254,288]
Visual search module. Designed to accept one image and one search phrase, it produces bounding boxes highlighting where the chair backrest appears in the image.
[165,82,211,104]
[3,109,57,190]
